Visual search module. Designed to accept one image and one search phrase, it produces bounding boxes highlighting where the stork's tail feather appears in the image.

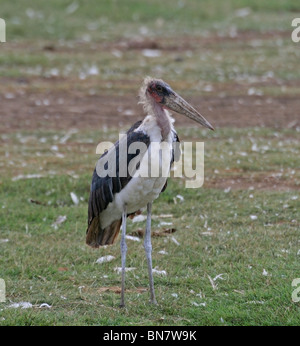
[86,217,122,248]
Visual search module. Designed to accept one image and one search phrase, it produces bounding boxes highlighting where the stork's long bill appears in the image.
[164,91,215,131]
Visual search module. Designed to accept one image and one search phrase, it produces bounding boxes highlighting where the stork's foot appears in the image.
[149,293,158,305]
[119,303,126,308]
[150,299,158,305]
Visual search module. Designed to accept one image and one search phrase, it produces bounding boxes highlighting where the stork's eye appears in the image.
[156,85,163,93]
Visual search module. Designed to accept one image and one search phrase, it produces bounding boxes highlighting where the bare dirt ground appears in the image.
[1,78,299,132]
[1,31,298,132]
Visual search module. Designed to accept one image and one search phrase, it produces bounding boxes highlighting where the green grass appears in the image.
[0,182,299,325]
[2,0,299,41]
[0,127,299,325]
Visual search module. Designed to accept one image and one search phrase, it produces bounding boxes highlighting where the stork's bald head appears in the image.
[141,76,214,131]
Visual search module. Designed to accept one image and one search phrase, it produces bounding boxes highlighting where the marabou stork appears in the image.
[86,77,214,307]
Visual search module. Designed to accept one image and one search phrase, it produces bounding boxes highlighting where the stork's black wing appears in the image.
[87,121,150,224]
[171,130,181,163]
[161,130,180,193]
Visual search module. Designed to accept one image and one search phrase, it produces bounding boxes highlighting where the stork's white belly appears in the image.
[99,175,167,229]
[119,175,167,212]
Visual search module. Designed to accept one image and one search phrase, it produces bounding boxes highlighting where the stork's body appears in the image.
[95,115,176,232]
[86,77,214,307]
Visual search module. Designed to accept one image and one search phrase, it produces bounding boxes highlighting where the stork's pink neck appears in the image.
[149,100,171,140]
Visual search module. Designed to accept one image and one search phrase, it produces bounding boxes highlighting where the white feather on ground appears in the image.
[96,255,115,264]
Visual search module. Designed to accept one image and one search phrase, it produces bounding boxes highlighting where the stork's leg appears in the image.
[144,202,157,304]
[120,205,127,308]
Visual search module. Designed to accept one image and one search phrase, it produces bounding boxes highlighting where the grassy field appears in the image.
[0,0,300,326]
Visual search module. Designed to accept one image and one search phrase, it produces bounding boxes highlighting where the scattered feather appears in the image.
[125,235,141,242]
[96,255,115,264]
[39,303,52,309]
[208,275,218,290]
[158,250,168,255]
[171,293,178,298]
[235,7,251,17]
[152,268,167,276]
[247,300,265,305]
[213,273,226,281]
[66,1,79,14]
[153,214,173,219]
[142,49,161,58]
[124,109,134,116]
[78,286,85,294]
[59,129,78,144]
[176,194,184,202]
[55,152,65,159]
[192,301,206,307]
[8,302,32,309]
[250,215,258,220]
[0,239,9,244]
[70,192,79,205]
[52,215,67,229]
[12,174,44,181]
[171,236,180,246]
[248,87,263,96]
[114,267,136,274]
[159,221,173,227]
[5,93,15,99]
[88,65,99,75]
[111,49,123,58]
[201,232,213,236]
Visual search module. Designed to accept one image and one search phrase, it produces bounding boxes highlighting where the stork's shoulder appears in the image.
[134,115,162,142]
[134,115,157,132]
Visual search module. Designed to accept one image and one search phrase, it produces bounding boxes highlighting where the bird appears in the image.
[86,76,214,307]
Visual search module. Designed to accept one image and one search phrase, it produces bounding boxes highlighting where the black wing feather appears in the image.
[161,130,180,192]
